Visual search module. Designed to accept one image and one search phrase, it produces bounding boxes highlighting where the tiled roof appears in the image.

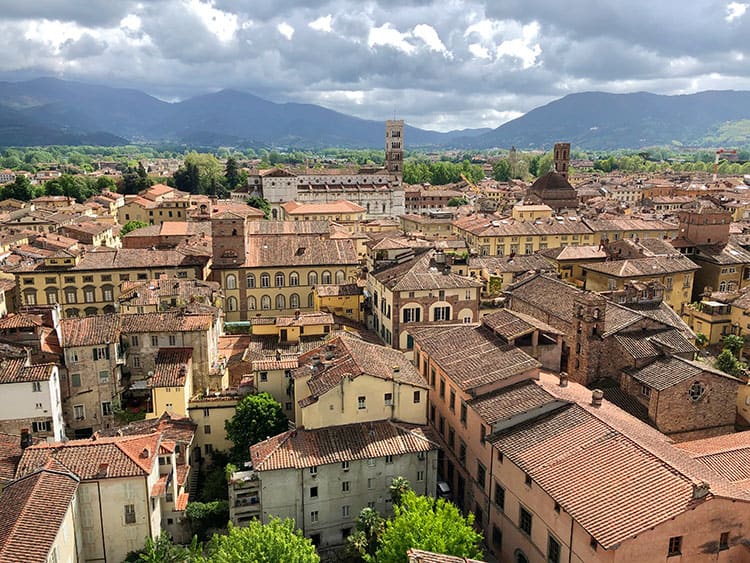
[245,220,329,236]
[61,314,121,347]
[468,380,556,426]
[409,324,540,392]
[120,311,214,333]
[581,255,698,277]
[276,312,334,327]
[374,250,482,291]
[453,214,591,237]
[250,420,438,471]
[506,274,581,324]
[252,358,299,371]
[97,412,196,444]
[0,433,35,484]
[241,234,358,268]
[0,313,42,330]
[0,359,55,385]
[407,549,485,563]
[627,356,738,391]
[583,217,678,233]
[18,247,209,272]
[0,467,79,563]
[16,433,160,480]
[482,309,564,340]
[676,432,750,487]
[119,278,220,308]
[282,199,366,214]
[315,283,362,297]
[150,348,192,388]
[469,254,554,274]
[175,492,189,511]
[614,328,697,359]
[296,335,427,406]
[152,475,168,496]
[176,463,190,487]
[691,242,750,265]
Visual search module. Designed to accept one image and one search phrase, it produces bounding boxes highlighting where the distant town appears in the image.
[1,121,750,562]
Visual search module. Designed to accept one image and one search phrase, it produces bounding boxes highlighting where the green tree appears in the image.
[389,476,411,507]
[247,196,271,219]
[224,157,241,190]
[346,507,386,560]
[492,159,512,181]
[694,332,708,349]
[120,220,149,236]
[722,334,744,357]
[123,532,203,563]
[715,349,744,376]
[207,519,319,563]
[185,500,229,541]
[121,165,152,194]
[174,161,201,194]
[372,490,483,563]
[2,174,35,201]
[225,392,287,462]
[447,196,468,207]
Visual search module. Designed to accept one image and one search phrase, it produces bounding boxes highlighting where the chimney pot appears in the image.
[558,372,568,387]
[591,389,604,407]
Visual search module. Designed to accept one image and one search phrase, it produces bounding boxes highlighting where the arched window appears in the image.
[276,294,286,309]
[308,271,318,287]
[45,288,58,305]
[64,287,77,304]
[290,293,300,309]
[289,272,299,287]
[271,209,278,219]
[321,270,332,284]
[260,273,271,288]
[225,274,237,290]
[82,286,96,303]
[308,292,314,307]
[246,273,256,288]
[261,295,271,310]
[101,285,114,302]
[275,272,285,287]
[66,308,80,318]
[227,296,238,312]
[335,270,346,284]
[248,296,257,310]
[84,307,98,317]
[103,305,116,314]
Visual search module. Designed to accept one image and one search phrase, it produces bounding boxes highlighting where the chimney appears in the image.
[591,389,604,408]
[692,481,710,500]
[20,428,31,449]
[96,463,109,478]
[393,365,401,375]
[140,448,150,459]
[558,372,568,387]
[312,355,321,367]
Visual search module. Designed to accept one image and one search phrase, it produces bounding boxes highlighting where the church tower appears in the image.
[570,292,606,386]
[385,120,404,177]
[554,142,571,179]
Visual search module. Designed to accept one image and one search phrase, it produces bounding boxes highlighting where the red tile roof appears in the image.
[61,314,121,347]
[150,348,192,388]
[0,467,79,563]
[120,311,214,333]
[407,550,486,563]
[175,492,189,511]
[250,420,438,471]
[0,360,55,385]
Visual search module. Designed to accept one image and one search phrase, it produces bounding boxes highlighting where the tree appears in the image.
[207,519,319,563]
[715,349,744,376]
[492,159,512,182]
[185,500,229,541]
[225,392,287,462]
[120,220,149,236]
[447,196,468,207]
[225,157,241,190]
[389,476,411,506]
[247,196,271,219]
[122,165,152,195]
[694,332,708,349]
[123,532,202,563]
[2,174,35,201]
[174,161,201,194]
[346,507,386,560]
[722,334,744,358]
[372,490,483,563]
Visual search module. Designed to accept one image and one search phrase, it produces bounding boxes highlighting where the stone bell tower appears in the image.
[554,142,571,179]
[570,292,606,386]
[385,120,404,178]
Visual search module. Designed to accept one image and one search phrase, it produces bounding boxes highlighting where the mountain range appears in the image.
[0,78,749,150]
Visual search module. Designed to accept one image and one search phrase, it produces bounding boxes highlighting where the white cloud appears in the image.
[468,43,491,59]
[309,14,333,33]
[412,23,450,57]
[120,14,141,33]
[185,0,238,43]
[726,2,748,21]
[496,22,541,69]
[367,22,415,54]
[277,21,295,40]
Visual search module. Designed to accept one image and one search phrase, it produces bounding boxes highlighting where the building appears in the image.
[399,213,456,239]
[14,247,211,318]
[120,221,212,250]
[59,221,119,248]
[280,200,366,226]
[187,393,240,460]
[314,283,364,323]
[118,184,211,226]
[404,187,465,214]
[461,254,556,296]
[118,277,222,314]
[525,172,578,212]
[148,348,194,418]
[367,249,482,349]
[211,215,360,322]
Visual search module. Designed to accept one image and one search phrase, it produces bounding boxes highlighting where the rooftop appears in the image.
[373,250,482,292]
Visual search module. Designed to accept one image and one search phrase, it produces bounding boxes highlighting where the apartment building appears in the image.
[582,217,679,244]
[118,277,223,314]
[118,184,212,226]
[280,199,366,226]
[368,249,481,350]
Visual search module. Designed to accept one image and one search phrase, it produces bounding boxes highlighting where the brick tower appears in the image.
[554,142,571,179]
[211,212,248,267]
[570,292,606,386]
[385,120,404,177]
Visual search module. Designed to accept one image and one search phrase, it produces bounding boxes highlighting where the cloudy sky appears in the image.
[1,0,749,131]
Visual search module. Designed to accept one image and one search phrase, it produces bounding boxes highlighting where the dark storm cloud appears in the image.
[0,0,748,130]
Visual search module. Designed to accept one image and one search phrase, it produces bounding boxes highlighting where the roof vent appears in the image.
[140,448,150,459]
[591,389,604,408]
[393,365,401,374]
[692,481,710,500]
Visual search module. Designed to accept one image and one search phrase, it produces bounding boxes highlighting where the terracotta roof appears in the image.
[470,254,555,275]
[97,412,196,444]
[581,255,698,277]
[583,217,678,233]
[18,247,209,273]
[16,433,161,480]
[152,475,168,496]
[241,234,358,268]
[409,325,540,392]
[0,360,55,385]
[0,313,42,330]
[176,463,190,486]
[0,433,35,484]
[407,549,485,563]
[452,215,591,237]
[245,221,329,236]
[252,358,299,371]
[275,312,334,327]
[250,420,438,471]
[482,309,564,340]
[315,283,362,297]
[691,242,750,265]
[296,335,428,406]
[627,356,738,391]
[120,311,214,333]
[0,467,79,563]
[374,250,482,291]
[150,348,192,388]
[468,380,556,426]
[282,199,366,214]
[119,278,220,308]
[540,245,609,261]
[614,328,697,359]
[175,492,189,511]
[61,314,121,347]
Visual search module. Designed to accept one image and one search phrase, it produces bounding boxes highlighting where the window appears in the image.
[554,501,561,513]
[124,504,136,524]
[322,271,332,284]
[65,288,77,304]
[449,389,455,411]
[261,295,271,310]
[259,372,268,382]
[519,506,532,535]
[311,511,319,523]
[276,294,286,309]
[168,335,176,346]
[413,390,421,403]
[460,401,467,427]
[248,296,257,310]
[289,293,300,309]
[477,462,486,489]
[448,427,455,449]
[35,402,42,410]
[102,402,112,416]
[459,441,466,464]
[342,481,350,493]
[384,393,393,406]
[310,486,318,498]
[260,273,270,288]
[227,296,238,312]
[32,420,51,433]
[151,335,158,347]
[525,473,532,487]
[358,396,366,409]
[289,272,299,286]
[403,307,421,323]
[368,478,375,489]
[246,274,256,288]
[548,535,561,563]
[275,272,285,287]
[71,373,81,387]
[432,306,451,321]
[133,355,141,368]
[492,526,502,549]
[720,531,729,550]
[342,505,350,518]
[668,536,682,557]
[83,286,95,303]
[689,381,706,402]
[439,377,445,399]
[640,385,651,398]
[32,381,41,392]
[225,274,237,289]
[131,335,139,346]
[205,443,214,455]
[310,466,318,475]
[74,405,85,420]
[385,455,393,464]
[417,470,424,481]
[342,461,350,471]
[590,536,598,551]
[495,483,505,510]
[204,425,211,434]
[308,271,318,286]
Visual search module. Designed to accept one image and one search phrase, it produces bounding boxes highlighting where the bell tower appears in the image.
[385,120,404,177]
[570,292,606,386]
[554,142,571,179]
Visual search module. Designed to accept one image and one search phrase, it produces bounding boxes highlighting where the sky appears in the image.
[0,0,749,131]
